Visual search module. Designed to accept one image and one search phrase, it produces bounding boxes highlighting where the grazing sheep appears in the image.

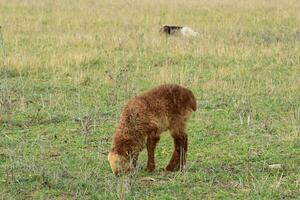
[160,25,199,37]
[108,84,197,175]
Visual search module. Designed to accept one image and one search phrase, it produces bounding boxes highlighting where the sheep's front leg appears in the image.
[146,135,160,172]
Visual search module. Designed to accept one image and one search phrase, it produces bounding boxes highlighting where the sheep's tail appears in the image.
[186,89,197,111]
[190,94,197,111]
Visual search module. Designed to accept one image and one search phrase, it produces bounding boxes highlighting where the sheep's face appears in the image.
[108,151,130,175]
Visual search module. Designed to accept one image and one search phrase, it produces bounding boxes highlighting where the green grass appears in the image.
[0,0,299,199]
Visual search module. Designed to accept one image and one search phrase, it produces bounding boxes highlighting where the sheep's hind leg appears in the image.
[166,122,188,171]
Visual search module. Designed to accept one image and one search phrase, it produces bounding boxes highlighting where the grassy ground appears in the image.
[0,0,299,199]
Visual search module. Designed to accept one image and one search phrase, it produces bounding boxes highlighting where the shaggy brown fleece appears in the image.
[108,84,197,175]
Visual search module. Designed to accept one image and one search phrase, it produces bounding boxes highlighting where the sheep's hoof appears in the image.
[165,164,180,171]
[165,165,176,171]
[146,164,155,172]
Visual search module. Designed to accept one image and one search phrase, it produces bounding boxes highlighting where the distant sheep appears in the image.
[160,25,199,37]
[108,84,197,175]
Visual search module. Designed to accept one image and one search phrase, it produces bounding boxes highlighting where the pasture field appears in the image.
[0,0,300,199]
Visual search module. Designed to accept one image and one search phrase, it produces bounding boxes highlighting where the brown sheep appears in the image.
[108,84,197,175]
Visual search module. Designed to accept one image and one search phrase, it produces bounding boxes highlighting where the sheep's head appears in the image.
[159,25,169,34]
[108,151,131,175]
